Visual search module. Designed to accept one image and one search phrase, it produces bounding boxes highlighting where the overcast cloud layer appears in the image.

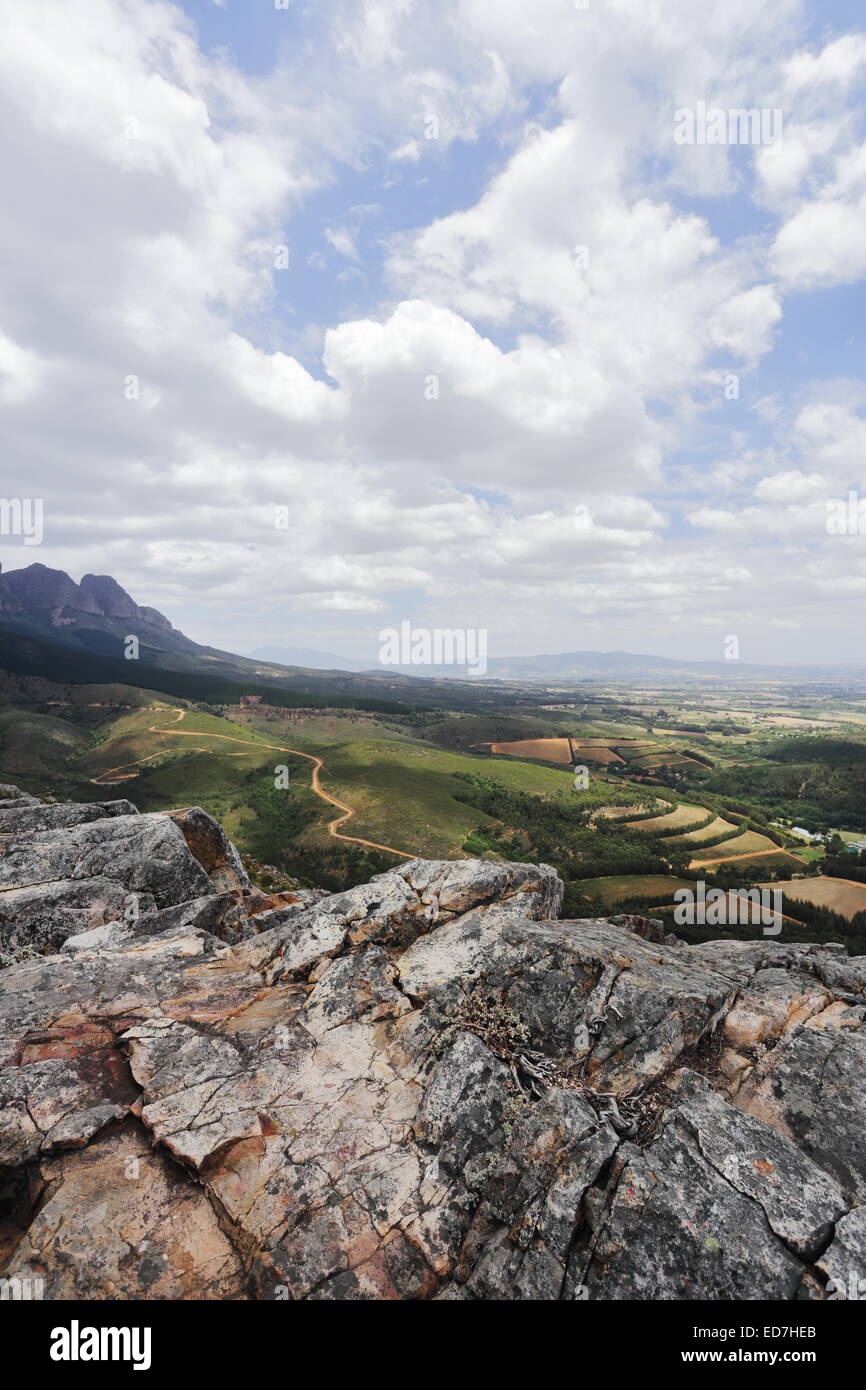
[1,0,865,665]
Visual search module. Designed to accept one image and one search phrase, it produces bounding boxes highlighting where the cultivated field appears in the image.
[592,801,667,821]
[762,876,866,922]
[625,802,704,832]
[489,733,710,774]
[634,750,704,769]
[489,737,574,764]
[690,830,802,867]
[666,815,739,845]
[571,743,625,765]
[571,874,693,907]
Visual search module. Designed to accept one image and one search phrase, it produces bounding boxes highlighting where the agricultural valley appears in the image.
[4,633,866,954]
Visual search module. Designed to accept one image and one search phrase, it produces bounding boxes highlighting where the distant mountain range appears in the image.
[479,650,866,681]
[356,649,866,683]
[0,563,863,693]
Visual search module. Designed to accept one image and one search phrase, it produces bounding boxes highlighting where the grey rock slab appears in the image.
[402,917,736,1088]
[60,920,134,953]
[0,877,157,954]
[415,1032,511,1173]
[722,967,831,1049]
[237,858,563,981]
[0,813,212,907]
[737,1024,866,1203]
[390,857,564,923]
[0,1047,138,1168]
[302,945,411,1034]
[0,799,137,835]
[458,1088,618,1300]
[397,902,524,1003]
[673,1075,847,1260]
[0,926,252,1067]
[0,784,39,805]
[132,892,248,944]
[582,1116,805,1301]
[4,1121,245,1299]
[167,805,250,894]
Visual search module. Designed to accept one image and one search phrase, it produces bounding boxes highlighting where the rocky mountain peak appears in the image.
[79,573,140,619]
[0,563,172,631]
[0,562,97,615]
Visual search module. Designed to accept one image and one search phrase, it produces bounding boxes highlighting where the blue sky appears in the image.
[2,0,866,665]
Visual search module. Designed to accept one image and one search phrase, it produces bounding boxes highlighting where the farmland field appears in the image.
[571,742,625,765]
[624,802,703,832]
[665,815,739,845]
[489,737,574,764]
[634,751,704,769]
[593,801,667,821]
[570,874,693,907]
[761,876,866,921]
[689,830,801,864]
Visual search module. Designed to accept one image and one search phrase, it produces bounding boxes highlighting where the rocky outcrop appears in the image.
[0,790,864,1300]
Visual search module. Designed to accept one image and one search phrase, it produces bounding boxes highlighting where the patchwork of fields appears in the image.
[488,733,707,773]
[3,674,865,950]
[689,832,801,866]
[0,699,812,875]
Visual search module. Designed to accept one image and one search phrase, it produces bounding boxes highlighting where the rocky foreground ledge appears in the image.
[0,786,864,1301]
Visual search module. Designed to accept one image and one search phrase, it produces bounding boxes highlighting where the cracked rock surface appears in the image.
[0,788,864,1300]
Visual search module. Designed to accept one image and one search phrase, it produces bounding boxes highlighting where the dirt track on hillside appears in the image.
[90,709,414,859]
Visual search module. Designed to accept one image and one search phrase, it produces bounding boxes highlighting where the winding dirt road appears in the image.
[91,709,414,859]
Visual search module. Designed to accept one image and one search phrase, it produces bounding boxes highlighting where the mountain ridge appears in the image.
[1,562,865,686]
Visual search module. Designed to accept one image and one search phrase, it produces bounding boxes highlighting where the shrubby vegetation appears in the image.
[278,843,396,893]
[681,738,866,833]
[238,770,316,865]
[822,849,866,884]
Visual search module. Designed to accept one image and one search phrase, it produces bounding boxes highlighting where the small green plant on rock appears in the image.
[465,1150,501,1195]
[431,990,530,1061]
[500,1091,529,1138]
